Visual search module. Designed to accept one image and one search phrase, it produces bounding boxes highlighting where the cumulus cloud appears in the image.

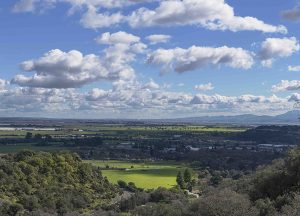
[11,31,148,89]
[288,93,300,101]
[195,83,214,91]
[143,79,160,90]
[258,37,300,67]
[80,7,124,29]
[0,79,8,91]
[288,65,300,72]
[146,34,171,45]
[63,0,152,9]
[83,78,288,115]
[12,0,157,29]
[0,86,81,114]
[191,94,286,107]
[272,80,300,92]
[11,48,134,89]
[282,6,300,22]
[148,45,254,73]
[96,31,140,45]
[13,0,287,34]
[0,78,294,117]
[127,0,287,33]
[12,49,112,88]
[12,0,148,12]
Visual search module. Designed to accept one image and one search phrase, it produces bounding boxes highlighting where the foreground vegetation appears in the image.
[121,148,300,216]
[0,151,119,215]
[2,149,300,215]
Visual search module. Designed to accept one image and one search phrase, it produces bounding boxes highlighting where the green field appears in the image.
[0,125,244,139]
[87,160,189,189]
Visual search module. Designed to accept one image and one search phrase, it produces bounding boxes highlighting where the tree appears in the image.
[176,171,184,189]
[189,189,258,216]
[183,169,192,183]
[34,134,43,140]
[117,180,127,188]
[25,132,33,139]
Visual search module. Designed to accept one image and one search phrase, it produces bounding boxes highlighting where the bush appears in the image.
[118,180,128,188]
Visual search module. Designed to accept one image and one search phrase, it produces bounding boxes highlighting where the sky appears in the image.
[0,0,300,119]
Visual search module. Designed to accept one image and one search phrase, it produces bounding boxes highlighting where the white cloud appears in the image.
[12,49,110,88]
[288,93,300,102]
[96,31,140,45]
[63,0,152,9]
[190,94,285,108]
[0,78,294,117]
[148,45,254,73]
[11,31,147,89]
[191,94,233,105]
[13,0,287,34]
[288,65,300,72]
[11,48,135,88]
[259,37,300,67]
[85,88,109,101]
[272,80,300,92]
[143,79,160,90]
[127,0,287,33]
[146,34,171,45]
[0,79,8,91]
[12,0,148,13]
[195,83,214,91]
[80,7,124,29]
[0,87,80,113]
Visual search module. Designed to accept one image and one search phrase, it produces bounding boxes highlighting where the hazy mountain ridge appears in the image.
[0,110,300,125]
[149,110,300,125]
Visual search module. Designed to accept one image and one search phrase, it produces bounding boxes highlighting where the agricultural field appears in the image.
[0,124,245,139]
[67,124,246,133]
[87,160,190,189]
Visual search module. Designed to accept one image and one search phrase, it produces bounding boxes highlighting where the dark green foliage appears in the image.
[132,203,184,216]
[249,148,300,200]
[150,187,185,203]
[25,132,33,140]
[0,151,119,215]
[176,171,184,189]
[210,174,223,186]
[189,189,258,216]
[237,126,300,145]
[183,169,191,183]
[117,180,127,188]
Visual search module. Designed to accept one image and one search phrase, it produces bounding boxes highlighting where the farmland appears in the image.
[0,123,247,154]
[0,120,295,172]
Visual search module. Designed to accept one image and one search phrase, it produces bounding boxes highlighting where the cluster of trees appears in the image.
[0,151,119,215]
[236,125,300,144]
[176,169,193,191]
[25,132,52,141]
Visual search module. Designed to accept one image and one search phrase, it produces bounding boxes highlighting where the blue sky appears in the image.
[0,0,300,118]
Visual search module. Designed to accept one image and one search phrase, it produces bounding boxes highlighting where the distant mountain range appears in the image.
[155,110,300,125]
[0,110,300,125]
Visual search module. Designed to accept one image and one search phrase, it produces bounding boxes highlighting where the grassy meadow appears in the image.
[87,160,189,189]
